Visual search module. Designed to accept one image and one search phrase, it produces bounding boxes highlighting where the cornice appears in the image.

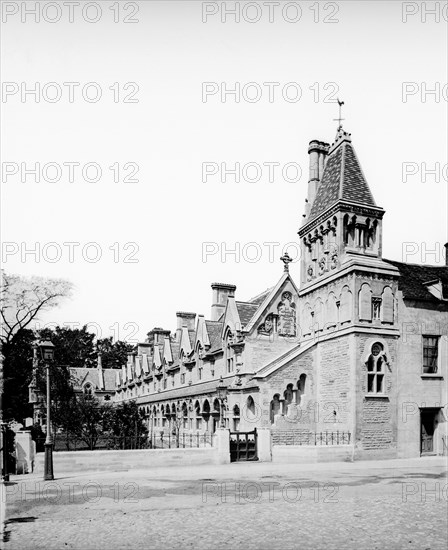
[299,201,385,236]
[299,260,400,296]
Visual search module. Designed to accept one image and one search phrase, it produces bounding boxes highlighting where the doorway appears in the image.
[420,408,439,455]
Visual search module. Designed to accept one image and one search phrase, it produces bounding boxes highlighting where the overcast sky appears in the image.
[1,0,447,343]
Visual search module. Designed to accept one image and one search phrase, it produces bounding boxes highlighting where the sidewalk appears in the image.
[8,454,447,486]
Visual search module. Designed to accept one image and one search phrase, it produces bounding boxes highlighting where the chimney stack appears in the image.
[306,140,330,216]
[147,327,171,346]
[444,243,448,266]
[175,312,196,341]
[211,283,236,321]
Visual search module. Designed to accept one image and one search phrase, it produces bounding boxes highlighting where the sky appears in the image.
[1,0,447,343]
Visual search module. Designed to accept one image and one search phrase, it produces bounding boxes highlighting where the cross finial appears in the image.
[333,98,345,130]
[280,251,293,272]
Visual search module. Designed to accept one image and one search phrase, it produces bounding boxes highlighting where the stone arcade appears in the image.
[115,126,448,460]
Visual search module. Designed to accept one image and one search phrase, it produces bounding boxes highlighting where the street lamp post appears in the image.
[38,341,55,481]
[216,376,228,429]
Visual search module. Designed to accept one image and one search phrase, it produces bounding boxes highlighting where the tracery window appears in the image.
[366,342,385,394]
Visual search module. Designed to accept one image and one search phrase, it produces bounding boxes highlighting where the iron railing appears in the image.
[148,432,214,449]
[272,431,351,446]
[35,432,214,452]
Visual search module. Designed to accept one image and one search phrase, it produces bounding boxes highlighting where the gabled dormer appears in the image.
[195,314,211,352]
[244,257,300,341]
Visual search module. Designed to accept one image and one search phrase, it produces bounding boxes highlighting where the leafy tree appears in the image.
[96,337,134,369]
[2,328,35,422]
[72,394,113,451]
[39,325,97,370]
[34,355,78,448]
[109,400,148,448]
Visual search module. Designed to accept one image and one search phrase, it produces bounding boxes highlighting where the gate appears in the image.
[229,429,258,462]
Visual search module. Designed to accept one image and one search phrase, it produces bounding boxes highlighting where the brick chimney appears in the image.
[147,327,171,346]
[211,283,236,321]
[306,140,330,216]
[175,312,196,342]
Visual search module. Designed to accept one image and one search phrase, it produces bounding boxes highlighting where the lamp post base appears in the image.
[44,442,54,481]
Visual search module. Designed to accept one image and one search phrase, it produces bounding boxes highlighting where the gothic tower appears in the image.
[299,127,387,287]
[297,126,401,458]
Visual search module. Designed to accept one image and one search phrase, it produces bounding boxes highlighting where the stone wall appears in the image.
[316,336,352,431]
[258,346,316,430]
[355,334,398,459]
[272,444,354,464]
[395,296,448,458]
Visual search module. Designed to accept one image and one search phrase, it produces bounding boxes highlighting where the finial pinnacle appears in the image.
[280,251,293,272]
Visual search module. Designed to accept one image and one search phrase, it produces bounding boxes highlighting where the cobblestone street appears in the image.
[2,457,447,550]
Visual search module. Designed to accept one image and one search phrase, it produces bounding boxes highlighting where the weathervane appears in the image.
[333,98,345,130]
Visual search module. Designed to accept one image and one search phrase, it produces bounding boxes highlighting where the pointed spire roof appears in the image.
[308,128,377,222]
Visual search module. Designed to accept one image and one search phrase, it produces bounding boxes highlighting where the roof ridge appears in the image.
[384,258,448,269]
[339,141,346,199]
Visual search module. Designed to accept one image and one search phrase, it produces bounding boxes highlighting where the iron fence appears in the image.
[35,432,214,452]
[272,430,351,446]
[149,432,214,449]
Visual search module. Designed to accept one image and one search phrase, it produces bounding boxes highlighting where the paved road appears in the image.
[2,457,447,550]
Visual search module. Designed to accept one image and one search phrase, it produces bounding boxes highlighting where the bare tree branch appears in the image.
[0,270,73,344]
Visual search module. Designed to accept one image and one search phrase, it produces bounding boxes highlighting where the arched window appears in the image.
[195,400,202,430]
[83,383,93,396]
[202,399,210,419]
[297,374,306,405]
[270,394,281,424]
[233,404,240,431]
[225,329,235,373]
[246,395,256,423]
[284,384,294,406]
[366,342,385,394]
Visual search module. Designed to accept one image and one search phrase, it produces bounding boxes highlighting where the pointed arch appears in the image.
[313,298,324,332]
[202,399,210,416]
[359,283,372,321]
[381,286,394,324]
[340,285,352,324]
[326,292,338,327]
[297,374,306,405]
[270,394,281,424]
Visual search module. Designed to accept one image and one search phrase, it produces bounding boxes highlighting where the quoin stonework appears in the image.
[101,126,445,460]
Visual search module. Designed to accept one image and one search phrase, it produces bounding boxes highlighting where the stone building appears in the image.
[30,353,116,428]
[115,126,448,459]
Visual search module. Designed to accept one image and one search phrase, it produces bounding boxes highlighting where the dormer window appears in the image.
[83,383,93,395]
[423,280,447,301]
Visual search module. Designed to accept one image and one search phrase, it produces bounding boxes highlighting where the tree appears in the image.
[109,400,148,448]
[0,271,72,346]
[0,270,72,427]
[96,337,134,369]
[1,329,35,422]
[170,402,188,448]
[72,395,112,451]
[39,325,97,370]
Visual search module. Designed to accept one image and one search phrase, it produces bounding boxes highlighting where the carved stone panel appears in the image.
[277,291,296,337]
